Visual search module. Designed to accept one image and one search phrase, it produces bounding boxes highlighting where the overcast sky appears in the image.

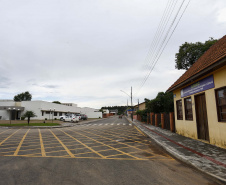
[0,0,226,109]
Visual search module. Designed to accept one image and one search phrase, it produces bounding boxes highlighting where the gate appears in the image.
[164,113,170,130]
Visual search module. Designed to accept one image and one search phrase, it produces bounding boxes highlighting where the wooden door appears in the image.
[195,94,209,141]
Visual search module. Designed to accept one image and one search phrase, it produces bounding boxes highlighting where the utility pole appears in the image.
[131,86,133,121]
[127,99,128,116]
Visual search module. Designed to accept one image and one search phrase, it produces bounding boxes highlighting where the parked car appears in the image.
[62,115,79,123]
[75,114,82,120]
[59,116,65,121]
[81,114,87,120]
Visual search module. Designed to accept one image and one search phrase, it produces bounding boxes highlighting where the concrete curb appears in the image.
[125,117,226,184]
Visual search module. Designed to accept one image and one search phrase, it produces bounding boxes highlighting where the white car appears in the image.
[75,114,82,120]
[60,116,79,123]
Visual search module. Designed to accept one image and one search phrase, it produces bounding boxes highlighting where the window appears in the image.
[54,112,57,116]
[46,111,50,114]
[176,100,183,120]
[42,111,44,116]
[184,97,193,120]
[59,112,62,116]
[216,87,226,121]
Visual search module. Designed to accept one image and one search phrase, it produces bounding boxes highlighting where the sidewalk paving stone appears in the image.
[127,117,226,183]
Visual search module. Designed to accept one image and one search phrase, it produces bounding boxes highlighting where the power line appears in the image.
[134,0,190,96]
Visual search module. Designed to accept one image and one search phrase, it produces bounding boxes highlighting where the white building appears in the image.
[0,100,102,120]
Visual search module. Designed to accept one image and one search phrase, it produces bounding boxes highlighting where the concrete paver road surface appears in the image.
[0,117,221,185]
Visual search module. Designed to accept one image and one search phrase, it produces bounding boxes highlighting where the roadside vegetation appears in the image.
[0,123,60,127]
[136,92,174,122]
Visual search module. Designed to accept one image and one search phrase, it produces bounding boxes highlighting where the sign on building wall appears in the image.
[181,75,215,98]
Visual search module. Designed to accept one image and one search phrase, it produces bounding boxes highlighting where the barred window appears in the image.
[216,87,226,122]
[184,97,193,120]
[176,100,183,120]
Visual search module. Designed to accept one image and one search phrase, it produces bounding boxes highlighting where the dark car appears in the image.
[81,114,87,120]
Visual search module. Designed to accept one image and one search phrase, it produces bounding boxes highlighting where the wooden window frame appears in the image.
[184,97,193,121]
[176,100,183,120]
[215,86,226,122]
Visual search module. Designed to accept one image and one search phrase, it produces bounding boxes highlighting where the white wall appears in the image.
[0,110,10,120]
[0,100,102,120]
[0,101,16,120]
[86,111,102,119]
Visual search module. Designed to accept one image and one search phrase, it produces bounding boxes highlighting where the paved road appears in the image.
[0,117,220,185]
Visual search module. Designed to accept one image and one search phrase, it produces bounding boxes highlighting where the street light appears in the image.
[120,86,133,121]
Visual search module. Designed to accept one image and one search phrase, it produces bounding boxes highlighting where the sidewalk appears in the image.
[127,117,226,183]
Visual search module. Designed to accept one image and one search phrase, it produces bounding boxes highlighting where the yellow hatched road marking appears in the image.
[57,128,105,158]
[49,129,75,158]
[134,126,146,136]
[39,129,46,157]
[87,128,150,146]
[0,129,21,146]
[67,128,142,160]
[80,129,163,158]
[14,129,30,156]
[94,128,146,143]
[17,147,41,152]
[45,149,68,154]
[0,129,9,135]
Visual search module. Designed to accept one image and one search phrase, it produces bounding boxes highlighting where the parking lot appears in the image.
[0,121,172,161]
[0,117,218,185]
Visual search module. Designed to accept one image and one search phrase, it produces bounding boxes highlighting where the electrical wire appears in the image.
[134,0,190,97]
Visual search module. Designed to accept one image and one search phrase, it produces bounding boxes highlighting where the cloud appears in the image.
[0,0,225,108]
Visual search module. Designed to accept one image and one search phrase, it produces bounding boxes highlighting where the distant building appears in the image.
[109,109,118,115]
[0,100,102,120]
[134,102,146,111]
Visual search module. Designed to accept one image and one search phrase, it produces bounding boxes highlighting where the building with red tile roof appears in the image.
[167,35,226,148]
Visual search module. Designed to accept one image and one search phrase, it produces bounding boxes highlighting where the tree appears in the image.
[146,92,174,113]
[175,38,218,70]
[52,101,61,104]
[23,111,36,125]
[14,91,32,102]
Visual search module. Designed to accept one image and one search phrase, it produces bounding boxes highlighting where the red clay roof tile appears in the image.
[167,35,226,92]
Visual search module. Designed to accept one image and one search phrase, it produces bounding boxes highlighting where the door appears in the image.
[195,93,209,141]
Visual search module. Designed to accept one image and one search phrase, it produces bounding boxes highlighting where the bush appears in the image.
[45,118,47,120]
[21,116,25,120]
[54,118,57,120]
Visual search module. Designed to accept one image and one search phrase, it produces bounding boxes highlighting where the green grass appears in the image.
[0,123,60,127]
